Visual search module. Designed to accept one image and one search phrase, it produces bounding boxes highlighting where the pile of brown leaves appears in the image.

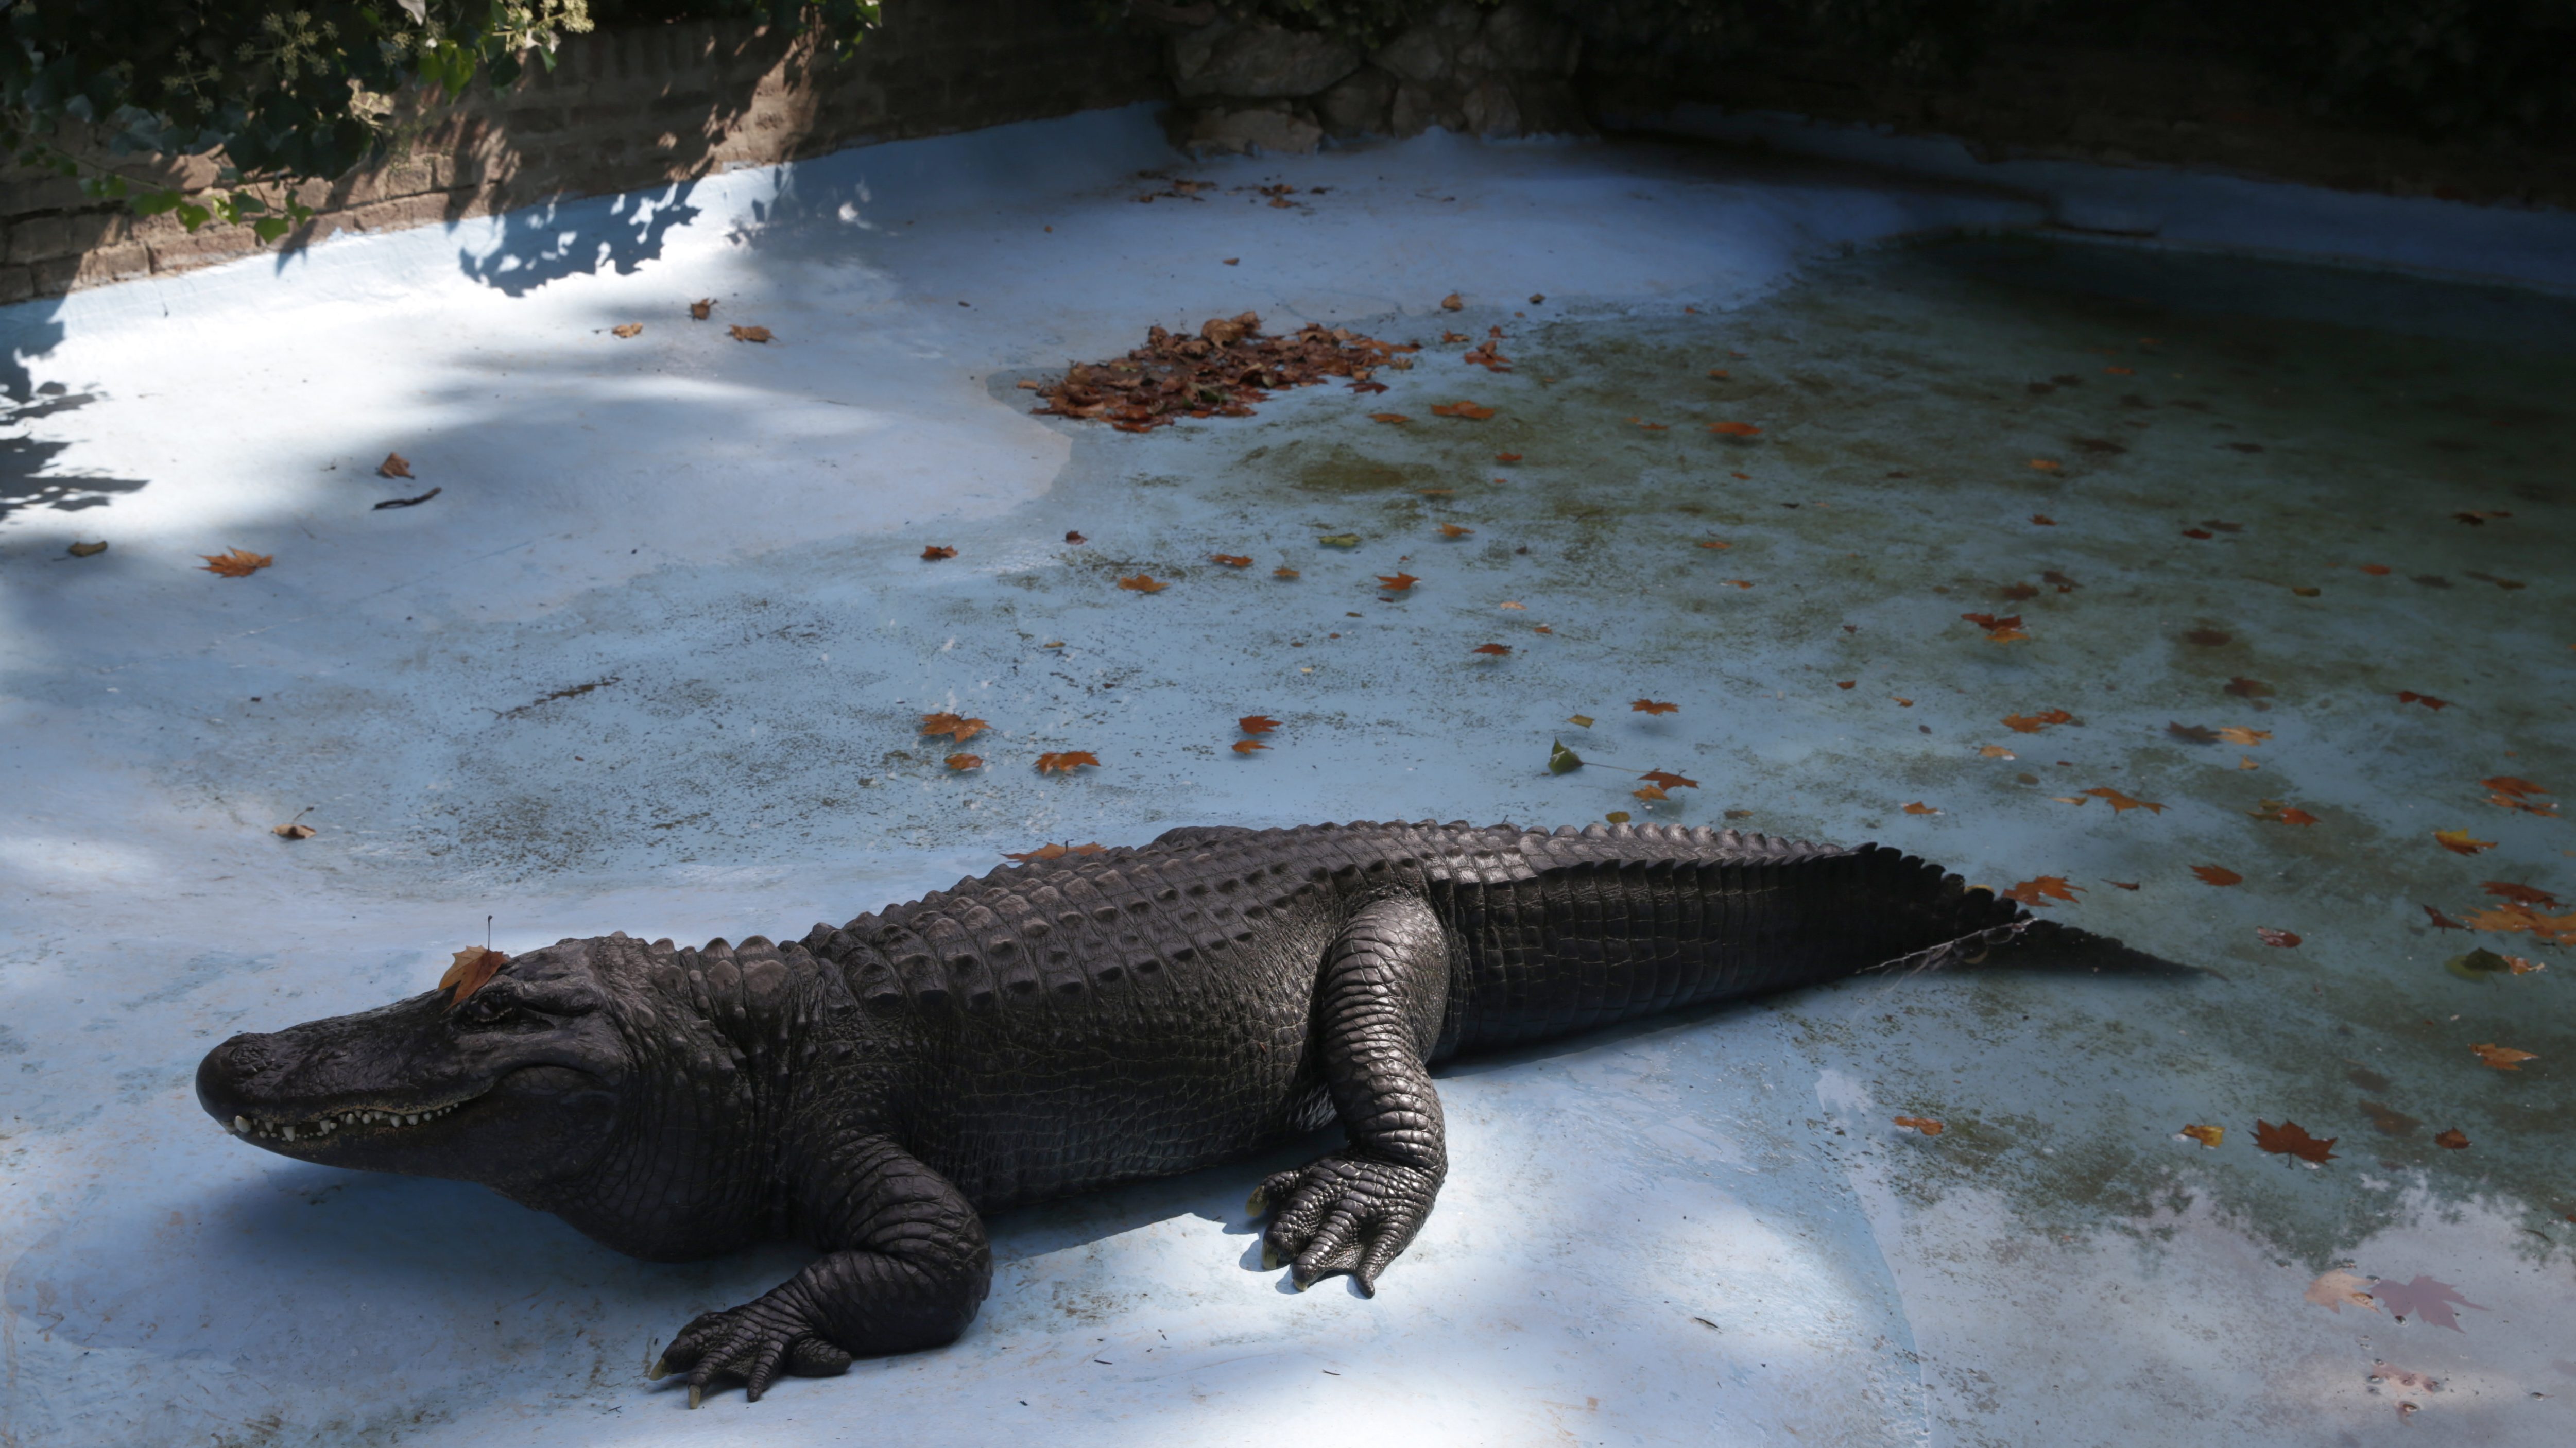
[1031,314,1417,433]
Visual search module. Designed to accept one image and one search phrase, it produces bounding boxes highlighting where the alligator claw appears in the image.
[655,1288,852,1407]
[688,1384,703,1410]
[647,1354,669,1381]
[1255,1150,1443,1296]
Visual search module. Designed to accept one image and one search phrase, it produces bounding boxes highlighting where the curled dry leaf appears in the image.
[1959,612,2028,642]
[1211,554,1253,567]
[2255,1118,2335,1163]
[689,299,714,320]
[1376,572,1420,592]
[2434,1128,2469,1149]
[1370,412,1412,424]
[2031,514,2057,526]
[2192,865,2244,887]
[1631,699,1678,715]
[67,540,106,556]
[1117,574,1170,593]
[2028,458,2061,471]
[944,753,982,771]
[1064,531,1087,544]
[2433,829,2496,855]
[1473,643,1512,657]
[1707,421,1761,437]
[2256,927,2301,947]
[1634,784,1669,802]
[1317,533,1361,548]
[1231,740,1268,755]
[2084,786,2165,814]
[1893,1116,1944,1136]
[921,545,958,561]
[1004,841,1105,863]
[2468,1042,2536,1071]
[1438,524,1474,539]
[919,712,989,744]
[272,821,316,840]
[1239,715,1280,734]
[1034,751,1101,775]
[1273,566,1300,579]
[2181,1124,2224,1148]
[1430,401,1495,420]
[200,547,273,577]
[611,323,643,338]
[1566,715,1593,728]
[1639,769,1698,790]
[2305,1269,2377,1313]
[1439,292,1463,311]
[2217,726,2271,746]
[379,452,413,478]
[1901,802,1939,815]
[2003,709,2074,734]
[440,947,509,1004]
[2397,691,2451,710]
[2003,876,2082,907]
[729,324,772,343]
[1979,745,2015,757]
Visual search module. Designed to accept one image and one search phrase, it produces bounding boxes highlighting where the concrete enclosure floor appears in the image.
[3,107,2572,1446]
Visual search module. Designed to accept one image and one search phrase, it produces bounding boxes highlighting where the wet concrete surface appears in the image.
[3,107,2572,1445]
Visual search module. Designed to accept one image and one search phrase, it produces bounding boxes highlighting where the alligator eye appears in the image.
[456,994,518,1027]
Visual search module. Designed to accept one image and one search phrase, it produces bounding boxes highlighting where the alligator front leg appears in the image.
[1255,894,1452,1294]
[652,1135,990,1405]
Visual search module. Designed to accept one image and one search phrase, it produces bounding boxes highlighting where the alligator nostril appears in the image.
[219,1036,273,1078]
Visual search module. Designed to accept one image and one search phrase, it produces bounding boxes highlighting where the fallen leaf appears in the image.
[377,452,413,479]
[1634,784,1670,801]
[1636,421,1668,430]
[2192,865,2244,887]
[1034,751,1100,774]
[2182,1124,2225,1148]
[1724,580,1754,590]
[1707,421,1761,437]
[941,753,983,772]
[1317,534,1361,548]
[2483,775,2547,800]
[200,547,273,577]
[2084,786,2166,814]
[1430,401,1495,420]
[1003,841,1106,862]
[272,820,316,840]
[2452,509,2511,525]
[2003,709,2075,734]
[1495,452,1523,463]
[1632,699,1678,715]
[1224,257,1240,265]
[1370,412,1412,424]
[1438,524,1474,539]
[1901,801,1939,816]
[2168,722,2220,744]
[2424,904,2468,930]
[66,540,106,556]
[1893,1116,1944,1136]
[1376,572,1420,592]
[2216,726,2271,746]
[1960,612,2029,642]
[2372,1275,2486,1331]
[2468,1042,2535,1071]
[1231,739,1268,754]
[1605,812,1630,824]
[611,322,642,338]
[1979,745,2016,758]
[2434,1128,2469,1149]
[921,545,957,561]
[2105,880,2140,890]
[440,946,509,1003]
[2255,1119,2335,1163]
[1640,769,1699,791]
[1707,368,1728,378]
[1239,715,1280,735]
[2031,514,2057,526]
[2433,829,2495,855]
[689,299,714,320]
[1892,696,1913,706]
[1440,292,1463,311]
[1273,566,1300,579]
[2305,1269,2377,1313]
[919,712,990,744]
[1117,574,1170,593]
[729,324,772,343]
[2257,927,2301,947]
[2398,691,2452,710]
[2482,881,2558,907]
[2028,458,2061,471]
[1473,643,1512,657]
[1347,380,1389,394]
[2002,876,2083,907]
[2183,528,2213,539]
[2359,563,2391,575]
[1567,715,1593,728]
[1064,531,1087,544]
[1546,738,1581,773]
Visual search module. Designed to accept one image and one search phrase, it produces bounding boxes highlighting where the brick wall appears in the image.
[0,0,1165,303]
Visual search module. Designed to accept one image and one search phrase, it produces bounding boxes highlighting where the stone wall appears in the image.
[0,0,1165,303]
[1162,2,1584,156]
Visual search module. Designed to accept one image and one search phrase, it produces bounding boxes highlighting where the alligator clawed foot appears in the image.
[652,1290,853,1406]
[1251,1150,1444,1296]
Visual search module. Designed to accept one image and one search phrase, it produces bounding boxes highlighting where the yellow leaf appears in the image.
[2181,1124,2224,1148]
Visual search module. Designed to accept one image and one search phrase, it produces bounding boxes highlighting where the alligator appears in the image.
[195,820,2167,1405]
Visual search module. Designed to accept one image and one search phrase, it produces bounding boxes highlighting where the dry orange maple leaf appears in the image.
[921,545,958,561]
[2002,876,2083,907]
[1239,715,1280,734]
[1694,539,1731,550]
[944,753,982,771]
[1472,643,1512,657]
[2255,1119,2335,1163]
[2434,829,2496,855]
[2305,1269,2376,1313]
[2217,726,2271,746]
[1893,1116,1944,1136]
[1117,574,1170,594]
[2192,865,2244,887]
[2469,1042,2536,1071]
[1273,566,1300,579]
[379,452,413,478]
[1639,769,1699,790]
[440,946,509,1004]
[1495,452,1523,463]
[1431,402,1495,420]
[1978,745,2015,757]
[1439,292,1463,310]
[2435,1128,2470,1149]
[1901,802,1939,815]
[689,299,714,319]
[1633,784,1670,802]
[2002,709,2074,734]
[1376,572,1420,592]
[1004,841,1105,862]
[1231,740,1268,755]
[1438,524,1473,539]
[919,712,990,744]
[2483,775,2548,800]
[729,324,772,343]
[1210,554,1252,567]
[2181,1124,2224,1148]
[1631,699,1678,715]
[201,547,273,577]
[1707,421,1761,437]
[1034,751,1100,774]
[2084,786,2165,814]
[1960,612,2029,642]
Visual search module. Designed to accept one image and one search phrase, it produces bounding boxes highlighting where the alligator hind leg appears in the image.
[1254,894,1451,1294]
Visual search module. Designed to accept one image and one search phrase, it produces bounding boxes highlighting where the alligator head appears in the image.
[196,937,636,1199]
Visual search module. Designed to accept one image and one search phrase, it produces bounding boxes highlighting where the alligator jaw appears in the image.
[228,1091,484,1145]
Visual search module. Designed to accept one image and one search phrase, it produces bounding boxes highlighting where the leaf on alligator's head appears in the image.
[441,946,509,1004]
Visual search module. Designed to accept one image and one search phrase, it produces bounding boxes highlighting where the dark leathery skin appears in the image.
[198,819,2134,1405]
